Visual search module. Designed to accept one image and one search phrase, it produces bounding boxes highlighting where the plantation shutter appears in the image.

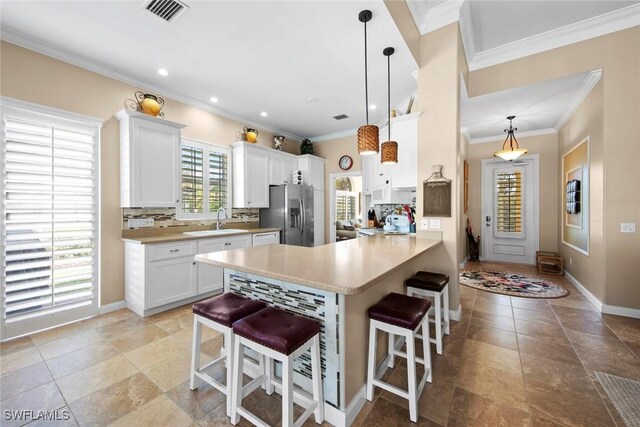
[2,101,100,332]
[181,145,204,213]
[208,150,227,212]
[495,170,523,233]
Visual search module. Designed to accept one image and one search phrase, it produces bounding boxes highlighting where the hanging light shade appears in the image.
[493,115,528,161]
[357,10,379,156]
[380,47,398,165]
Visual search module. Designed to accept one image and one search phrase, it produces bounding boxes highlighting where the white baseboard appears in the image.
[98,300,127,315]
[564,271,603,310]
[602,304,640,319]
[565,272,640,319]
[345,385,367,427]
[449,304,462,322]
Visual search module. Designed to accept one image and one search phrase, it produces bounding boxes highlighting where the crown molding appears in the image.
[555,69,602,130]
[469,128,557,145]
[468,3,640,71]
[457,0,476,66]
[0,28,303,141]
[309,128,357,143]
[408,0,464,35]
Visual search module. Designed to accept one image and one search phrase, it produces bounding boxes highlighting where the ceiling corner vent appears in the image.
[333,114,349,120]
[142,0,189,23]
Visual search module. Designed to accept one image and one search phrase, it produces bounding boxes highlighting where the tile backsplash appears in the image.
[122,207,259,229]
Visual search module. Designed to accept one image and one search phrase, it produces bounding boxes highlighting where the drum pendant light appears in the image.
[493,116,528,161]
[380,47,398,165]
[357,10,379,156]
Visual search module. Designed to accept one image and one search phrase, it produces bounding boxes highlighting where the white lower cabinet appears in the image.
[197,235,251,294]
[125,233,252,317]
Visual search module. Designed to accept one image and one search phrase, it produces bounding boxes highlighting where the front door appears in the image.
[482,157,538,264]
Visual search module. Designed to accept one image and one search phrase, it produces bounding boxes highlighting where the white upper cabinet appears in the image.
[269,151,298,185]
[116,109,185,208]
[232,142,269,208]
[389,112,420,189]
[298,155,325,190]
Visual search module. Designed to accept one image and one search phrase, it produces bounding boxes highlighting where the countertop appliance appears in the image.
[388,214,411,233]
[252,231,280,247]
[260,184,314,247]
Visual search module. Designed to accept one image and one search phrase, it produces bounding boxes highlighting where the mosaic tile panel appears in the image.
[225,270,341,409]
[122,207,259,229]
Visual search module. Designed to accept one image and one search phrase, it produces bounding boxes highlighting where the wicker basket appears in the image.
[381,140,398,164]
[357,125,379,155]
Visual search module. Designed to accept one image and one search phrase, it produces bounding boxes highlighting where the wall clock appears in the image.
[339,155,353,170]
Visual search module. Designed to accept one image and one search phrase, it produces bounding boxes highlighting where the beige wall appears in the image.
[558,80,605,302]
[312,134,362,243]
[468,26,640,309]
[415,23,467,312]
[466,133,559,253]
[0,41,300,306]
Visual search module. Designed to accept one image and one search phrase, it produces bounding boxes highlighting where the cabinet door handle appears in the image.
[176,200,180,203]
[192,262,196,265]
[170,249,179,253]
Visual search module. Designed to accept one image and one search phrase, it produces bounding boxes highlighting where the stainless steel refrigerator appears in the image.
[259,184,314,247]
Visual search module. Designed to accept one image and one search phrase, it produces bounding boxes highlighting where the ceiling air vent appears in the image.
[142,0,189,23]
[333,114,348,120]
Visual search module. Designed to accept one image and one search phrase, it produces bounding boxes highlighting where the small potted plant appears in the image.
[300,138,314,155]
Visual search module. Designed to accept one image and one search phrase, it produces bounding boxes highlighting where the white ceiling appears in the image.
[0,0,418,140]
[468,0,637,52]
[461,70,597,142]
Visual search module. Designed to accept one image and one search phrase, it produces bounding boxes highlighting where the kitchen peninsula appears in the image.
[195,233,442,426]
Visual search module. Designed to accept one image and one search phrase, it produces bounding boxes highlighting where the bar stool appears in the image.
[230,306,324,427]
[190,293,267,417]
[405,271,450,355]
[367,292,432,423]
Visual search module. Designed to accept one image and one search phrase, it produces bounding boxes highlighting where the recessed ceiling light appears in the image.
[308,97,318,102]
[210,97,218,103]
[157,68,169,76]
[369,104,376,110]
[260,112,268,117]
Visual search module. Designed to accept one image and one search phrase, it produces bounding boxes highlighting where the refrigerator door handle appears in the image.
[300,198,305,236]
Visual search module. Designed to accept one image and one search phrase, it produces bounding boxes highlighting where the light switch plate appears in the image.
[128,218,154,228]
[429,219,441,230]
[621,223,636,233]
[421,218,429,230]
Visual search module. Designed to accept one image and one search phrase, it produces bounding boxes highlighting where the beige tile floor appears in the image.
[1,261,639,426]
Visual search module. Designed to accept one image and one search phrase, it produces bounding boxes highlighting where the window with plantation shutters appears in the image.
[1,99,100,338]
[178,139,229,219]
[495,170,523,233]
[336,191,356,221]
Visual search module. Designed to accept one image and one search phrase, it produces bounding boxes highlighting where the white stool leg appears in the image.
[434,293,443,355]
[366,321,377,401]
[225,329,235,417]
[189,316,202,391]
[265,356,274,395]
[406,330,418,423]
[443,285,450,335]
[311,335,324,423]
[259,353,266,391]
[282,356,294,427]
[388,333,395,368]
[230,337,243,425]
[423,317,432,383]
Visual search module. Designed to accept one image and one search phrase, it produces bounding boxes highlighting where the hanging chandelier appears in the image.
[493,116,528,161]
[380,47,397,165]
[357,10,379,156]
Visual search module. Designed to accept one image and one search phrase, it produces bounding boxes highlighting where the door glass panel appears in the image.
[496,170,522,233]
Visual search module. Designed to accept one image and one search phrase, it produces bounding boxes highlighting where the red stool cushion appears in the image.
[233,307,321,356]
[368,292,431,330]
[405,271,449,292]
[193,293,266,328]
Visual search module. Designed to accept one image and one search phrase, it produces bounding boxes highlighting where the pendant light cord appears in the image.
[387,52,391,141]
[364,20,369,125]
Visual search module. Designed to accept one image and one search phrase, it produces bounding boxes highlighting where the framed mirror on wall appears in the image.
[562,137,589,255]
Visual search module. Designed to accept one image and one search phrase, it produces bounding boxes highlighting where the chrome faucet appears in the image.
[216,207,227,230]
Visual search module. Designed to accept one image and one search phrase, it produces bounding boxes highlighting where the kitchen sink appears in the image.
[183,229,249,236]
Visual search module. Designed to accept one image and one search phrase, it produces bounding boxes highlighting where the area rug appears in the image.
[595,371,640,427]
[460,270,569,298]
